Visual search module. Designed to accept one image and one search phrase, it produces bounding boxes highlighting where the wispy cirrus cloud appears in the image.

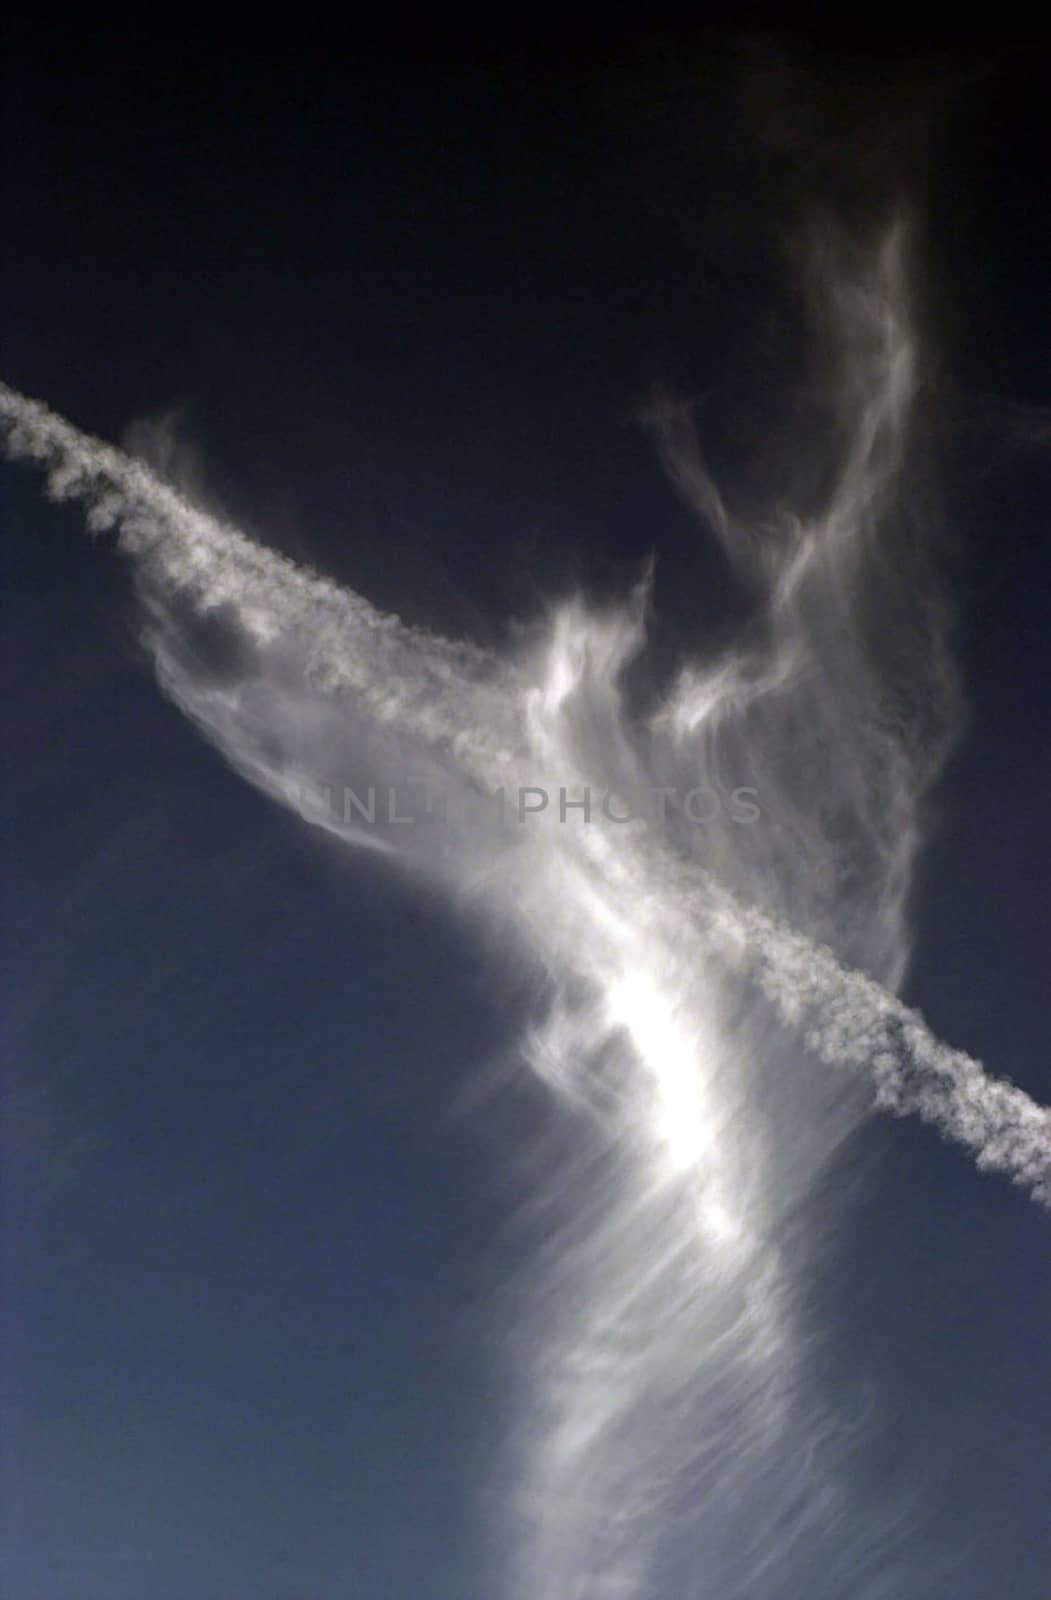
[3,192,1047,1600]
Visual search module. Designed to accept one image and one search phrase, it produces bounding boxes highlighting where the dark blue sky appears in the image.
[3,23,1050,1599]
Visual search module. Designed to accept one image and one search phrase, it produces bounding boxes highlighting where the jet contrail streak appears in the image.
[2,375,1048,1207]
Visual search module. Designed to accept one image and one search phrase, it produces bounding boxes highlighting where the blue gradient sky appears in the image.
[3,24,1050,1599]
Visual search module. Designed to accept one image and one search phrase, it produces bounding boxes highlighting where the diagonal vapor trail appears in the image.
[2,374,1048,1207]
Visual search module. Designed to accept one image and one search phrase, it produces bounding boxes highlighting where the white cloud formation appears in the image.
[3,210,1047,1599]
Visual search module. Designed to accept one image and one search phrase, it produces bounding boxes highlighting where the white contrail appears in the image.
[1,367,1045,1205]
[2,210,1047,1599]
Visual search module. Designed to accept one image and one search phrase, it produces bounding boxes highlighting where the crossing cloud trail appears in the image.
[3,203,1049,1598]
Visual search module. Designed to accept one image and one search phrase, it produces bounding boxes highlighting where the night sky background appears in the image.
[3,22,1050,1600]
